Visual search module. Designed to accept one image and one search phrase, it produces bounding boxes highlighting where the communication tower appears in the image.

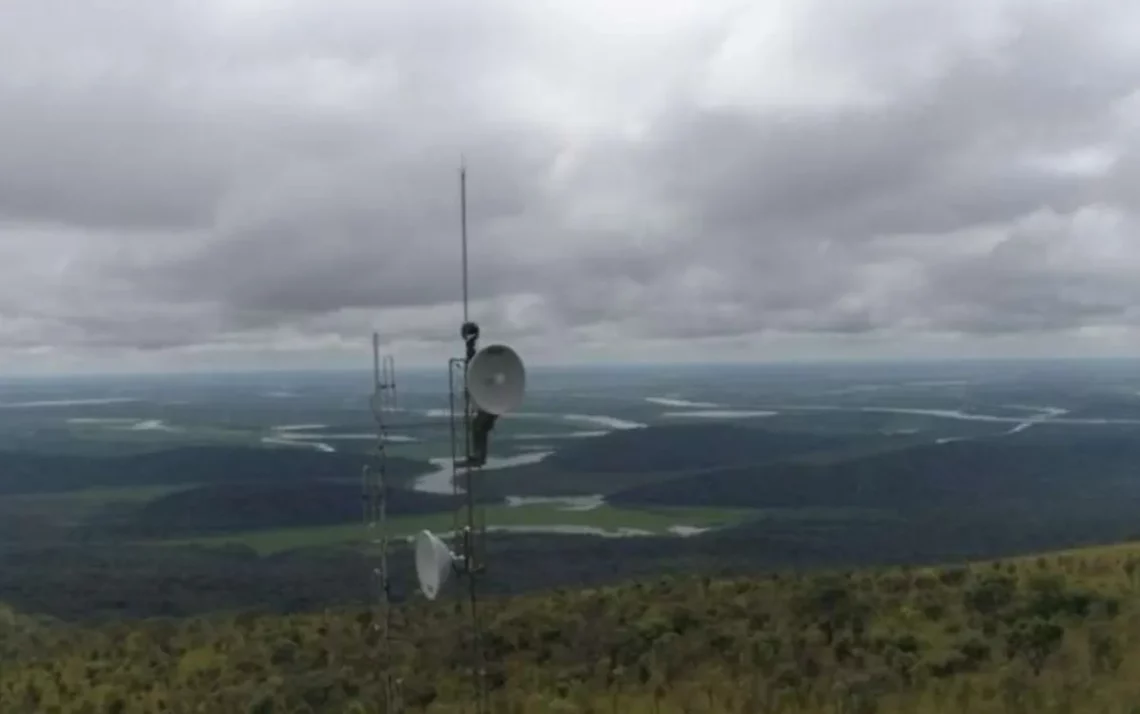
[412,163,528,714]
[364,333,402,713]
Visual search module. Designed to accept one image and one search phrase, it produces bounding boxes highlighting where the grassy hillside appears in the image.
[7,544,1140,713]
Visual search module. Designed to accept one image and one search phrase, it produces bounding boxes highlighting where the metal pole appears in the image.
[460,161,469,324]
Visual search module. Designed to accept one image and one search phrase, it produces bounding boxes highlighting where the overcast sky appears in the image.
[2,0,1139,374]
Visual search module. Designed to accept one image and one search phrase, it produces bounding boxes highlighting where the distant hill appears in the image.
[709,501,1140,574]
[91,482,460,537]
[609,433,1140,512]
[542,423,848,473]
[0,446,428,495]
[0,512,66,543]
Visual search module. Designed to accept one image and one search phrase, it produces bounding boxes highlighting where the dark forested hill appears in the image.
[85,482,461,537]
[0,446,428,494]
[609,433,1140,512]
[93,479,458,533]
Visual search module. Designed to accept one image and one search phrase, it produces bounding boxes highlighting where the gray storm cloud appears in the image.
[1,0,1139,370]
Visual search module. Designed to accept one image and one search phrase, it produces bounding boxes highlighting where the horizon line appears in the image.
[4,354,1140,381]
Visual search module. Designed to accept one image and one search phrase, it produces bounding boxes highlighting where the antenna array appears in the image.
[364,334,402,713]
[447,163,492,713]
[410,163,528,714]
[365,164,525,713]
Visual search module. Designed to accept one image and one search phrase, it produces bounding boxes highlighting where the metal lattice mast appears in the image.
[451,161,489,714]
[366,333,401,713]
[413,161,520,714]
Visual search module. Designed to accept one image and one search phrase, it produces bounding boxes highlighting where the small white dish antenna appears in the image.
[466,344,526,415]
[414,529,457,601]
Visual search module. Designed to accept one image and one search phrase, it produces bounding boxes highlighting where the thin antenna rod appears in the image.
[372,333,380,388]
[463,160,485,713]
[460,160,469,324]
[454,158,487,713]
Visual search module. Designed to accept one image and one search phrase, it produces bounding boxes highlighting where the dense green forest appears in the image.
[6,543,1140,713]
[7,509,1140,623]
[476,425,917,498]
[541,424,847,473]
[10,363,1140,709]
[86,483,460,538]
[7,424,1140,623]
[608,431,1140,511]
[0,446,427,495]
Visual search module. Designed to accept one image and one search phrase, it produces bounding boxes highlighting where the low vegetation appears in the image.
[6,543,1140,713]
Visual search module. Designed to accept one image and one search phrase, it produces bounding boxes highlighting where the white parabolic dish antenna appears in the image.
[414,529,457,601]
[467,344,526,415]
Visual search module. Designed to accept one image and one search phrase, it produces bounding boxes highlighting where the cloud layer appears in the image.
[2,0,1139,372]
